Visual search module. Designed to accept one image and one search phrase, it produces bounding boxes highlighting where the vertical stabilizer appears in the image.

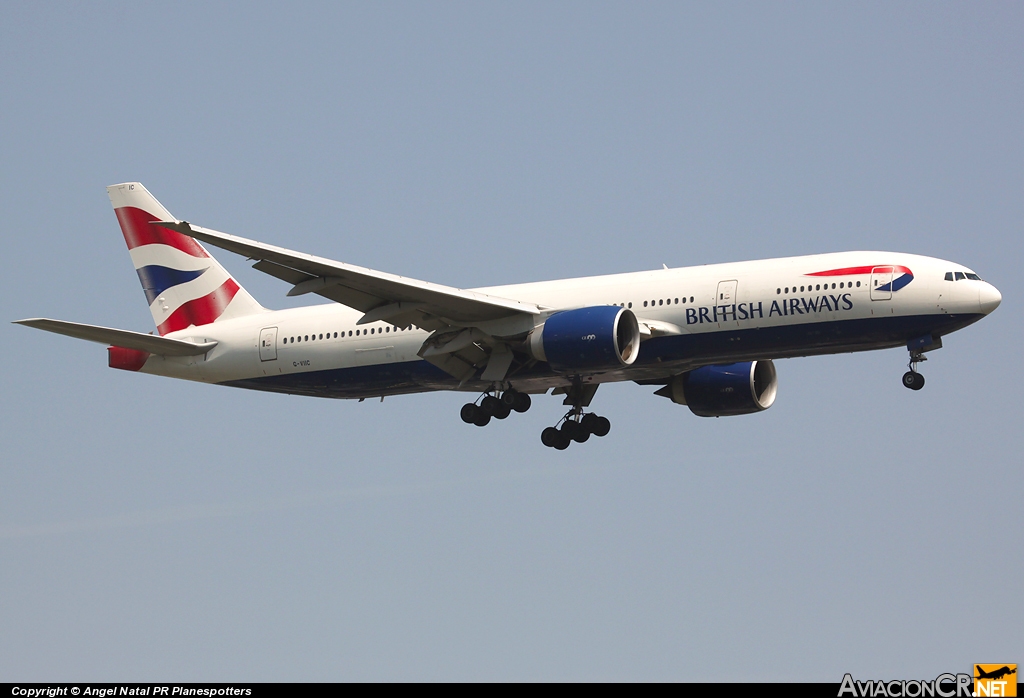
[107,182,265,335]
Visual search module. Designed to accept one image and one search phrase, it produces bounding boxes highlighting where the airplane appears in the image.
[15,183,1002,450]
[975,666,1016,681]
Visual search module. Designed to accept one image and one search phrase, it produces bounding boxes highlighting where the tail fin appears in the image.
[107,182,265,335]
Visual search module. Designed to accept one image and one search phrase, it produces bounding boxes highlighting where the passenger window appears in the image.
[955,272,965,280]
[856,281,861,287]
[628,302,632,308]
[689,296,694,303]
[777,288,781,294]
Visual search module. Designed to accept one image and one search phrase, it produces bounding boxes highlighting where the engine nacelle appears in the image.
[528,306,640,372]
[662,360,778,417]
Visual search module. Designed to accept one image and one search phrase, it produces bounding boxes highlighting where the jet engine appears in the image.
[528,306,641,372]
[659,360,778,417]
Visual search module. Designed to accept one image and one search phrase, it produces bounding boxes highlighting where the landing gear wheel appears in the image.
[580,413,610,437]
[460,403,478,424]
[480,395,503,416]
[473,411,491,427]
[541,427,560,448]
[493,402,512,419]
[902,371,925,391]
[513,392,532,413]
[562,420,590,443]
[553,432,571,450]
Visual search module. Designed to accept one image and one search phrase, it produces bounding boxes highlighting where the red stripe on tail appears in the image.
[157,279,240,335]
[115,206,209,258]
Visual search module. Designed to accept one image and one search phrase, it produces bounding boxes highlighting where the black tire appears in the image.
[554,432,571,450]
[501,390,519,408]
[460,403,478,424]
[903,371,925,390]
[480,395,502,415]
[494,403,512,419]
[592,416,611,437]
[473,412,491,427]
[541,427,560,447]
[513,392,532,413]
[581,413,599,433]
[562,420,589,443]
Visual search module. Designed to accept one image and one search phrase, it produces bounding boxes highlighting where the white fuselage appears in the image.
[140,251,999,399]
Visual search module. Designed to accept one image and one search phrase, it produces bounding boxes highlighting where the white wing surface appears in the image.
[152,221,541,331]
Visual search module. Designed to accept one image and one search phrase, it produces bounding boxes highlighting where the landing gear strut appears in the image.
[902,350,926,391]
[460,387,531,427]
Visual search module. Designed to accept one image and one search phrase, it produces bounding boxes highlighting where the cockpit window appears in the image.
[965,272,982,281]
[955,271,966,281]
[944,272,954,281]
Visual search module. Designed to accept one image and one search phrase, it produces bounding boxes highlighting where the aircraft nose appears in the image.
[979,282,1002,314]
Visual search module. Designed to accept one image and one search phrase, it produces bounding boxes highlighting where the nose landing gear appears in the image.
[901,335,943,391]
[902,349,927,391]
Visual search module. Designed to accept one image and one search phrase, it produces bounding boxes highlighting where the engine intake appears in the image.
[529,306,640,372]
[661,360,778,417]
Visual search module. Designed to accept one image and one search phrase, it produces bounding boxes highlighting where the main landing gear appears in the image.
[540,410,611,450]
[902,350,926,391]
[460,388,532,427]
[539,377,610,450]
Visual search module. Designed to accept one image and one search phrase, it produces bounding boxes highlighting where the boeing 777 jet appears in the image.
[16,183,1002,449]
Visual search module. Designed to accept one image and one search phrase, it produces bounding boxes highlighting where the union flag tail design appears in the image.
[107,182,265,335]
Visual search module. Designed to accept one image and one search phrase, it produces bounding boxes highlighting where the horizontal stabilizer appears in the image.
[13,318,217,356]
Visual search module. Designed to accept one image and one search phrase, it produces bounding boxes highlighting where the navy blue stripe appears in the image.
[136,265,208,305]
[876,273,914,293]
[220,312,985,400]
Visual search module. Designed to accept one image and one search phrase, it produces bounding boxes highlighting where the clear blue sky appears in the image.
[1,2,1020,681]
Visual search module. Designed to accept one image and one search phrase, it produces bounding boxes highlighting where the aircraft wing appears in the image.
[152,221,542,330]
[13,318,217,356]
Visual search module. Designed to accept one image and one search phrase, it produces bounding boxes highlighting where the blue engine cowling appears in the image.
[661,361,778,417]
[528,306,641,372]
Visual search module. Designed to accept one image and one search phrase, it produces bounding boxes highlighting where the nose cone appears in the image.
[979,282,1002,314]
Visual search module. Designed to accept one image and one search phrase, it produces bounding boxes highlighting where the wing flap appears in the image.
[14,318,217,356]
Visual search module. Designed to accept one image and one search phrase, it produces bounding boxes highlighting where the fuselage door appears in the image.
[259,326,278,361]
[870,267,893,301]
[716,279,738,305]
